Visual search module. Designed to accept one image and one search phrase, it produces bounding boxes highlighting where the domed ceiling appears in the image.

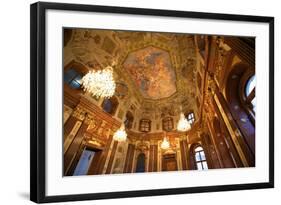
[123,46,176,100]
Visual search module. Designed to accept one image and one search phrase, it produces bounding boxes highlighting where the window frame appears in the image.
[63,60,89,93]
[64,68,83,89]
[244,75,256,113]
[239,69,256,124]
[185,112,195,125]
[124,111,134,130]
[194,145,208,171]
[102,96,119,116]
[162,117,174,131]
[139,119,151,132]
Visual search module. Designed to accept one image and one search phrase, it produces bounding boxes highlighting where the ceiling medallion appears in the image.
[82,66,116,99]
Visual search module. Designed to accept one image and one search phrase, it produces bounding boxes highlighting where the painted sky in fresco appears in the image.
[123,46,176,100]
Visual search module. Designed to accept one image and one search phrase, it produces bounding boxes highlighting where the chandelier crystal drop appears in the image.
[160,132,170,150]
[113,123,127,142]
[177,112,191,132]
[81,66,116,99]
[160,137,170,150]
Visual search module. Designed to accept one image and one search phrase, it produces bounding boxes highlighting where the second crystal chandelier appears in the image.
[177,108,191,132]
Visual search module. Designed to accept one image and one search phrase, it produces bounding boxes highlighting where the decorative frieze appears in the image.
[72,106,86,121]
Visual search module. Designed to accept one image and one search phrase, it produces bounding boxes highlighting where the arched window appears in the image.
[194,146,208,170]
[186,112,195,125]
[225,64,255,164]
[102,96,119,115]
[162,117,173,131]
[124,111,134,129]
[245,75,256,113]
[136,153,146,172]
[64,68,82,89]
[139,119,151,132]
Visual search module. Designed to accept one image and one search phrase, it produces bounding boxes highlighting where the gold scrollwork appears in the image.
[84,114,94,125]
[72,106,86,121]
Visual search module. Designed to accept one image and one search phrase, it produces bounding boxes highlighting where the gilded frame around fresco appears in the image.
[30,2,274,203]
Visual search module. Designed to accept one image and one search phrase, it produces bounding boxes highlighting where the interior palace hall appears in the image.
[63,29,255,176]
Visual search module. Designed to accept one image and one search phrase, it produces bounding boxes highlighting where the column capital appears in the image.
[72,106,86,121]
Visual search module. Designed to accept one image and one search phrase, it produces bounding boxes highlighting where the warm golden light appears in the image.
[113,123,127,142]
[82,66,116,99]
[177,112,191,132]
[161,132,170,150]
[160,137,170,150]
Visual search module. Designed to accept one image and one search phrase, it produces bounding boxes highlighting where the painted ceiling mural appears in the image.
[123,46,177,100]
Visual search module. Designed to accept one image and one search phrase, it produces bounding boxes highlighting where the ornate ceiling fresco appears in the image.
[64,29,199,120]
[123,46,176,100]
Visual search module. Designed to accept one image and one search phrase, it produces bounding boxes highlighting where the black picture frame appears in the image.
[30,1,274,203]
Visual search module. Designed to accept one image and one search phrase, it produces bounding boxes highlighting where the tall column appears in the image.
[105,141,118,174]
[123,143,136,173]
[214,90,253,167]
[180,136,188,170]
[175,138,183,171]
[211,116,236,168]
[63,107,85,152]
[201,130,221,169]
[210,97,244,168]
[203,97,224,169]
[110,141,129,174]
[101,132,116,174]
[154,144,158,172]
[64,108,92,175]
[157,141,162,172]
[148,143,158,172]
[206,76,253,167]
[206,118,223,168]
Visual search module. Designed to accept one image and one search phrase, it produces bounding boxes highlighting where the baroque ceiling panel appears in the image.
[123,46,177,100]
[64,28,200,119]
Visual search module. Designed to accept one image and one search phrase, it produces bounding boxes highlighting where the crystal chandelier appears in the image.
[160,132,170,150]
[177,112,191,132]
[113,123,127,142]
[81,66,116,99]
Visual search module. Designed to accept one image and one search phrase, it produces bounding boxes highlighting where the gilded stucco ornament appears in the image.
[84,114,94,125]
[136,140,150,152]
[72,106,87,121]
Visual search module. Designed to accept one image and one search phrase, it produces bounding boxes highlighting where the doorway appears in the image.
[162,153,178,171]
